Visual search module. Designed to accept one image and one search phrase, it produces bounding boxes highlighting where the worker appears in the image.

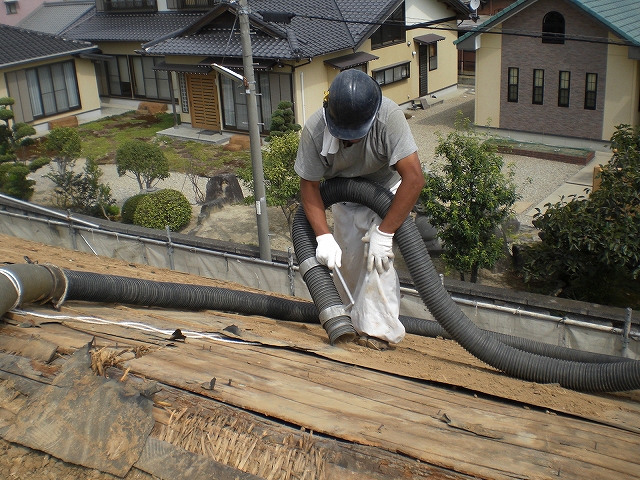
[294,69,425,350]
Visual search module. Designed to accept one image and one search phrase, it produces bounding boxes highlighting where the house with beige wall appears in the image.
[1,23,100,135]
[58,0,470,136]
[456,0,640,142]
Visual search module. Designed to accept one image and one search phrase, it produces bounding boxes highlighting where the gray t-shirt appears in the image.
[294,97,418,189]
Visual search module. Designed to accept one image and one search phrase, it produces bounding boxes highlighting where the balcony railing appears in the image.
[98,0,157,13]
[166,0,219,9]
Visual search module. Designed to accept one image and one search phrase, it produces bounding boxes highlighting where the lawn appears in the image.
[75,111,251,176]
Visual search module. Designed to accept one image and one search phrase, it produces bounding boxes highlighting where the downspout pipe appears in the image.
[291,177,640,392]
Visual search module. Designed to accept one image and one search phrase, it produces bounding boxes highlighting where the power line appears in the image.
[258,10,637,48]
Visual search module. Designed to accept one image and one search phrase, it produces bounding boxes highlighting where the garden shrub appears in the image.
[519,124,640,304]
[0,163,34,200]
[116,139,169,191]
[237,130,301,228]
[420,115,518,282]
[45,127,81,174]
[266,101,301,142]
[29,157,50,172]
[121,193,148,224]
[133,189,191,231]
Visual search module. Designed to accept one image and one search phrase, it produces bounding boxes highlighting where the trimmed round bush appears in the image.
[133,189,191,231]
[121,193,148,224]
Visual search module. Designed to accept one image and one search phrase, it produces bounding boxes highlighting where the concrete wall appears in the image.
[294,57,330,125]
[498,0,608,140]
[406,0,453,21]
[0,0,44,26]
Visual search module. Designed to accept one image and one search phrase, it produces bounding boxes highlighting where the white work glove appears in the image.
[362,225,394,274]
[316,233,342,270]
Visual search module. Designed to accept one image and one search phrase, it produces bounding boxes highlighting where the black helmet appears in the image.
[324,69,382,141]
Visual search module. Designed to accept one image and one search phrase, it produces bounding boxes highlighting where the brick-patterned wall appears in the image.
[498,0,607,140]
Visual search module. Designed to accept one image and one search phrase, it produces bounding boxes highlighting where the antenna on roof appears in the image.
[469,0,480,22]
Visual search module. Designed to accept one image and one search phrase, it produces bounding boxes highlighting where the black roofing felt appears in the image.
[0,24,95,67]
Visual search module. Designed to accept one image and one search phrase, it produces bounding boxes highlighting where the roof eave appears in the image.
[437,0,472,18]
[1,46,97,69]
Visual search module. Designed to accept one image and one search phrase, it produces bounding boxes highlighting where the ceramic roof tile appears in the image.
[575,0,640,45]
[142,0,396,59]
[0,24,96,68]
[17,1,95,35]
[64,12,205,42]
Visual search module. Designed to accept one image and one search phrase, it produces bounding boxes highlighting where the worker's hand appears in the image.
[363,225,394,274]
[316,233,342,270]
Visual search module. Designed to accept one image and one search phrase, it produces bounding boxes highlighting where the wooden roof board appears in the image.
[4,302,640,480]
[21,302,640,433]
[1,236,639,479]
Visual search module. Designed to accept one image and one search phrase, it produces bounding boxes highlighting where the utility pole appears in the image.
[238,0,271,261]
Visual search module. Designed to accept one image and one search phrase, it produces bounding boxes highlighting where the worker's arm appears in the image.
[299,178,330,236]
[378,152,425,234]
[300,178,343,269]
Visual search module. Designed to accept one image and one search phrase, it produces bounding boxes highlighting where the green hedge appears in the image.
[133,189,191,231]
[121,193,148,224]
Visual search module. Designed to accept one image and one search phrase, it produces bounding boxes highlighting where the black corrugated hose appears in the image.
[291,177,640,392]
[62,269,319,324]
[56,266,630,365]
[61,268,630,365]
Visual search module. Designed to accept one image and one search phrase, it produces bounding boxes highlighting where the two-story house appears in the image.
[456,0,640,142]
[56,0,470,135]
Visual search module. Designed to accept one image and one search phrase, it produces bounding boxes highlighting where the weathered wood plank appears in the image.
[9,304,640,479]
[127,342,640,480]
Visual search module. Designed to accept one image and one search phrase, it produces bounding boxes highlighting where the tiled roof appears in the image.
[456,0,640,47]
[64,12,205,42]
[0,24,96,68]
[16,1,95,36]
[142,0,406,59]
[145,28,293,58]
[575,0,640,45]
[60,0,469,60]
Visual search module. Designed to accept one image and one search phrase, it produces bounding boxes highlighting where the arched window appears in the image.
[542,11,565,44]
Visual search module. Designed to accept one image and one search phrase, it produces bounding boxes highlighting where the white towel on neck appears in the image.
[320,110,339,156]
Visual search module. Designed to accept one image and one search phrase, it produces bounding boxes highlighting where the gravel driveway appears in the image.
[406,87,582,227]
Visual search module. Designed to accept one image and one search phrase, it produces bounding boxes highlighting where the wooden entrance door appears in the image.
[187,74,221,131]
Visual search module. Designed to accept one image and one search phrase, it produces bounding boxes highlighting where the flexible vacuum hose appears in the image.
[55,269,640,364]
[399,316,633,364]
[0,258,635,390]
[62,269,319,324]
[291,177,640,392]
